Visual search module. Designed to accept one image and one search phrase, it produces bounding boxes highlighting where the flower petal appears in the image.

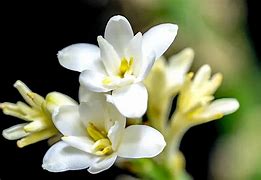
[53,105,86,136]
[204,98,240,116]
[125,32,143,76]
[142,24,178,59]
[57,43,105,72]
[42,141,95,172]
[117,125,166,158]
[105,102,126,131]
[106,105,126,150]
[79,85,106,103]
[79,101,109,130]
[136,52,156,82]
[88,154,117,174]
[80,69,112,92]
[98,36,121,76]
[2,123,29,140]
[62,136,94,154]
[105,15,134,57]
[111,83,148,118]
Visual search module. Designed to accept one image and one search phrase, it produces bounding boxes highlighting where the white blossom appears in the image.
[58,15,178,118]
[42,95,166,174]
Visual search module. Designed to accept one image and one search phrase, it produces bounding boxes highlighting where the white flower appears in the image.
[1,80,76,147]
[177,64,239,124]
[57,15,178,118]
[42,97,166,174]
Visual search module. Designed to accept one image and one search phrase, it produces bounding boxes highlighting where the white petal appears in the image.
[205,98,240,116]
[62,136,94,154]
[105,102,126,131]
[53,105,86,136]
[142,24,178,59]
[79,85,106,103]
[79,101,109,130]
[107,114,126,150]
[117,125,166,158]
[136,52,156,82]
[98,36,121,76]
[2,123,29,140]
[105,15,134,57]
[42,141,95,172]
[88,154,117,174]
[111,83,148,118]
[125,32,143,76]
[167,48,194,87]
[80,69,112,92]
[57,43,105,72]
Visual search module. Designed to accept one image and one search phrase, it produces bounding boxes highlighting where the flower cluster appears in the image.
[1,15,239,178]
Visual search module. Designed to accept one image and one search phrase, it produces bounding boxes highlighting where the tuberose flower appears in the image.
[42,95,166,174]
[57,15,178,118]
[1,80,76,147]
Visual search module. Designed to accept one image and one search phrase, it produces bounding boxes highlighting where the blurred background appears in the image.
[0,0,261,179]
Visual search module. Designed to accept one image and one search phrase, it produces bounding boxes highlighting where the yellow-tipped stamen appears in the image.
[93,138,111,151]
[118,57,134,78]
[95,146,113,156]
[86,123,113,156]
[119,58,129,78]
[92,138,113,155]
[87,123,106,141]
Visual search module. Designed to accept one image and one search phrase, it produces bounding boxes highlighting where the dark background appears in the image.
[0,1,259,179]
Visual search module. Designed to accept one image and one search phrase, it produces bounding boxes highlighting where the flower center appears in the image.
[102,57,134,86]
[118,57,134,78]
[86,123,113,156]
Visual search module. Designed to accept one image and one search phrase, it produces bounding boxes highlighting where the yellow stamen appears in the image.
[86,123,113,156]
[118,57,134,78]
[95,146,113,155]
[92,139,113,155]
[87,123,106,141]
[93,138,111,150]
[127,57,134,74]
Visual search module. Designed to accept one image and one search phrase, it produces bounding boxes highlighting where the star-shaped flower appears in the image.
[42,95,166,174]
[58,15,178,118]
